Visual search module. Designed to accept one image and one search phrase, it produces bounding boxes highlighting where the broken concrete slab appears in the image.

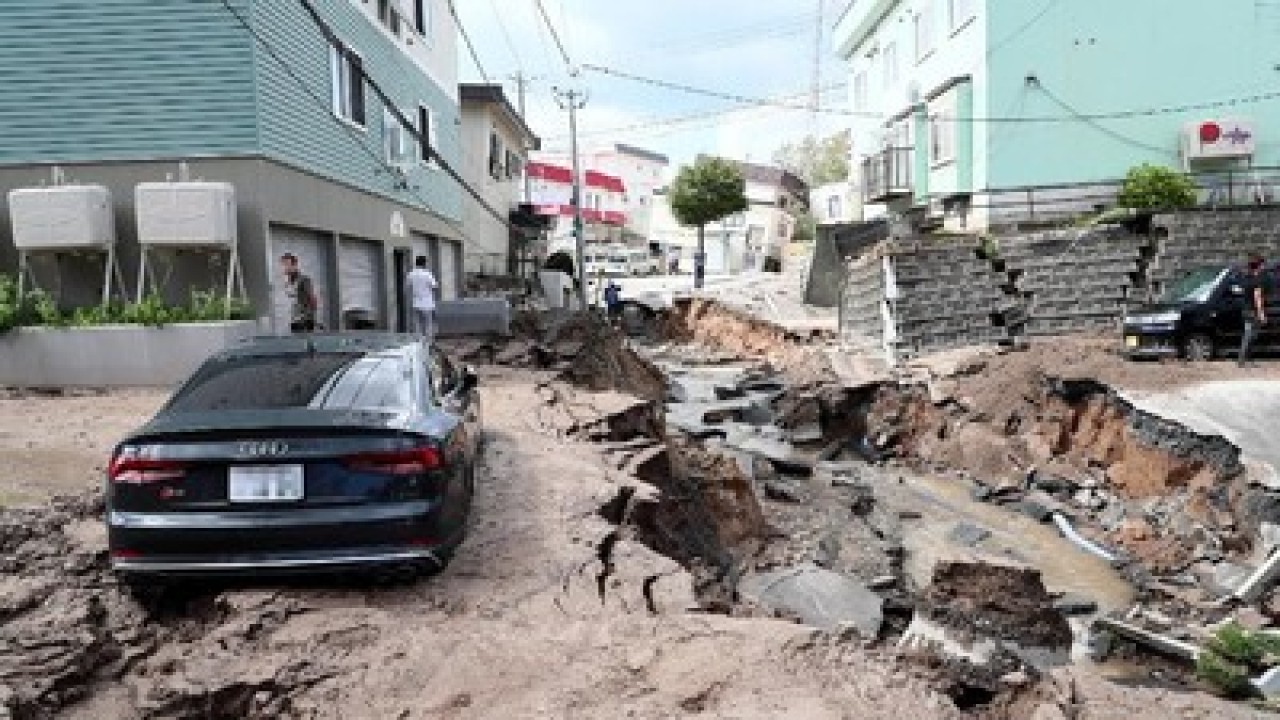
[1253,666,1280,699]
[763,479,805,504]
[1051,594,1099,616]
[739,564,883,638]
[948,522,992,547]
[1093,616,1200,661]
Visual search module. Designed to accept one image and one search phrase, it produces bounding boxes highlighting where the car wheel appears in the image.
[1184,334,1216,362]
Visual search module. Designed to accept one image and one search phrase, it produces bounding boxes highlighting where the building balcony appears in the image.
[834,0,897,58]
[862,147,913,203]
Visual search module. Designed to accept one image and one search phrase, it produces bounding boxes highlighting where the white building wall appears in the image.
[836,0,990,219]
[349,0,459,103]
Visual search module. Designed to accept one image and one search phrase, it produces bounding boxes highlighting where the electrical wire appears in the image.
[450,0,493,86]
[1032,82,1175,157]
[214,0,516,232]
[586,62,1280,125]
[487,0,524,72]
[535,0,575,73]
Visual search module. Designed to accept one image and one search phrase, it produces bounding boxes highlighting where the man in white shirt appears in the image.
[405,255,439,343]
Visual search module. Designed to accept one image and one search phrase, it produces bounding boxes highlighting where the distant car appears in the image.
[106,334,481,584]
[1123,264,1278,360]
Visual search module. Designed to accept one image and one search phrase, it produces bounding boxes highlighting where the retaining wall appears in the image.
[0,320,258,387]
[840,207,1280,357]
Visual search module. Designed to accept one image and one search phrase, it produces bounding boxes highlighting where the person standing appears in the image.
[603,279,622,326]
[406,255,439,343]
[280,253,317,334]
[1239,254,1268,367]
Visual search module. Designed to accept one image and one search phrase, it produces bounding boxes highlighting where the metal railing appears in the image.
[862,147,913,202]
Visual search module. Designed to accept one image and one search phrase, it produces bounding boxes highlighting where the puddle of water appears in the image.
[899,473,1135,615]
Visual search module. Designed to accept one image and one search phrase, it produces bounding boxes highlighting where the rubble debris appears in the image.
[1093,617,1200,662]
[1051,594,1099,617]
[738,564,883,638]
[905,562,1073,671]
[1233,548,1280,603]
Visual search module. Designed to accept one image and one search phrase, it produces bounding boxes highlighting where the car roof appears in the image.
[218,333,422,360]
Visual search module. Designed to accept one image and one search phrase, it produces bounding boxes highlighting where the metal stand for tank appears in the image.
[16,246,127,306]
[136,244,247,316]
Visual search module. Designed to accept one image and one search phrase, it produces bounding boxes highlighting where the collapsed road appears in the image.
[1,304,1279,718]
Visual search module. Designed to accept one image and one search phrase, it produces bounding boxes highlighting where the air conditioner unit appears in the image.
[1183,118,1255,160]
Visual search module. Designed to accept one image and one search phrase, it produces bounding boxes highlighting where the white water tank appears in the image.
[7,185,115,250]
[135,181,237,247]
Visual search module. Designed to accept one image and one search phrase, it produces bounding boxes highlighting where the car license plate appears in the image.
[1125,336,1139,348]
[229,465,304,502]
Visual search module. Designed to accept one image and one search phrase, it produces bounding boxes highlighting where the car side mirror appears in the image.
[1230,285,1244,296]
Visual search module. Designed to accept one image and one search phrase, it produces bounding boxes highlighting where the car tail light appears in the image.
[343,446,442,476]
[108,456,187,485]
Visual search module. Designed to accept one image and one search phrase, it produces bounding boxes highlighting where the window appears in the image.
[377,0,401,36]
[948,0,976,31]
[166,354,414,413]
[828,195,843,220]
[418,105,437,165]
[882,42,899,88]
[488,132,503,180]
[914,7,936,61]
[852,70,869,110]
[505,149,523,180]
[413,0,431,36]
[930,114,955,166]
[384,107,411,165]
[330,44,366,127]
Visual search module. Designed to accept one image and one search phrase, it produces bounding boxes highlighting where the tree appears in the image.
[791,209,817,245]
[669,157,749,288]
[772,130,851,187]
[1116,163,1198,211]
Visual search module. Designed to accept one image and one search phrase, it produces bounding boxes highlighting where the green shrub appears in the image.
[0,274,252,330]
[1196,622,1280,698]
[1116,164,1198,211]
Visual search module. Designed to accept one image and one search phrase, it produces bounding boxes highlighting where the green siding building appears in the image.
[0,0,465,331]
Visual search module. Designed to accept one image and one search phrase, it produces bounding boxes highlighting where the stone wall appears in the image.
[839,207,1280,357]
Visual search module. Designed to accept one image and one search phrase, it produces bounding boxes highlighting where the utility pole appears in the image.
[509,72,537,203]
[553,85,589,310]
[811,0,825,136]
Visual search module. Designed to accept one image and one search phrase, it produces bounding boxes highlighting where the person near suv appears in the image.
[1239,254,1269,367]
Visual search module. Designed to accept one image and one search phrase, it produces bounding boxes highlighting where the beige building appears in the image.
[459,84,539,275]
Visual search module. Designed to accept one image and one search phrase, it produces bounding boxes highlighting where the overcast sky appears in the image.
[454,0,848,175]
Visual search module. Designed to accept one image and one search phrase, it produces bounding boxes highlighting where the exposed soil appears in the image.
[0,307,1274,719]
[917,561,1073,650]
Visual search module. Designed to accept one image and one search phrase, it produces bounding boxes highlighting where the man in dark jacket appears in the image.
[1239,254,1268,367]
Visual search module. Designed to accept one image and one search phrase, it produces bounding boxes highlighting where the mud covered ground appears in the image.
[1,312,1276,718]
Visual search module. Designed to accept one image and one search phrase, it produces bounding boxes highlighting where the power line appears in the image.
[487,0,524,72]
[1033,82,1174,157]
[581,63,878,118]
[450,0,493,85]
[535,0,575,73]
[584,62,1280,125]
[216,0,516,233]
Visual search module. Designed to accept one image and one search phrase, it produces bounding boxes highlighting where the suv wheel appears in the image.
[1184,334,1215,362]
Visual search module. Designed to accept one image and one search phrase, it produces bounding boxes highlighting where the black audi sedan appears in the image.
[106,334,480,583]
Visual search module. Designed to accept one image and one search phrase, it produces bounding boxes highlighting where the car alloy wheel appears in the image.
[1184,334,1215,362]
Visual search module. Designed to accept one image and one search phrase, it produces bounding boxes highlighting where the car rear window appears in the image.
[165,352,414,413]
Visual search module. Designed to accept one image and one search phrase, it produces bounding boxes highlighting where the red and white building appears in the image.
[527,161,627,252]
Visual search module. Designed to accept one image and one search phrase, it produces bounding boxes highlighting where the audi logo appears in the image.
[237,441,290,458]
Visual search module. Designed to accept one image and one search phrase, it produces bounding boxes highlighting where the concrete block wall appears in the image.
[1151,210,1280,291]
[840,250,884,351]
[839,208,1280,357]
[1001,228,1149,338]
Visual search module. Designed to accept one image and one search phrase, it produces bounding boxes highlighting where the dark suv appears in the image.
[1123,265,1278,360]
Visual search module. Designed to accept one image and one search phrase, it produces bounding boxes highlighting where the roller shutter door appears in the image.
[439,239,460,300]
[338,238,385,329]
[270,225,333,333]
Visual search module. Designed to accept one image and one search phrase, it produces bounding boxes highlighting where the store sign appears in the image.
[1185,119,1256,159]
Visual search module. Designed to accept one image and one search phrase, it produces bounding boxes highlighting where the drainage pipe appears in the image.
[1051,512,1118,564]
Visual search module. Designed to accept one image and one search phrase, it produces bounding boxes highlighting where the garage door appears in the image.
[270,225,333,333]
[439,239,460,300]
[338,238,385,329]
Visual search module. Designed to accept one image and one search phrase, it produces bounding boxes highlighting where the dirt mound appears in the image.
[614,439,773,610]
[918,561,1073,651]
